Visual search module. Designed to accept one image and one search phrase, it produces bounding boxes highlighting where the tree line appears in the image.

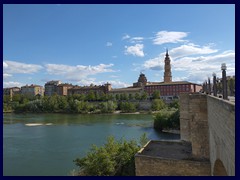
[3,90,165,113]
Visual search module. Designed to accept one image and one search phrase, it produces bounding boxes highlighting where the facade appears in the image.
[3,87,21,96]
[56,83,73,96]
[133,73,148,87]
[109,87,143,97]
[44,80,61,96]
[21,84,44,96]
[3,87,21,100]
[136,50,202,101]
[145,81,202,100]
[68,83,111,95]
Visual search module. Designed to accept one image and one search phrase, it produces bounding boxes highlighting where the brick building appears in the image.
[68,83,112,95]
[44,80,61,96]
[56,83,73,96]
[21,84,44,96]
[136,50,202,101]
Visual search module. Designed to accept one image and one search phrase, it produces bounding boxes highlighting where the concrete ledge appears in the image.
[135,140,211,176]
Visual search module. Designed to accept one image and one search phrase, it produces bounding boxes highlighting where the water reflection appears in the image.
[3,113,180,176]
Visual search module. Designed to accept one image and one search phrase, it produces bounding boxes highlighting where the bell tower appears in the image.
[164,49,172,83]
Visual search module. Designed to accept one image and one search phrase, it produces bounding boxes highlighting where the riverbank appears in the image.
[3,110,152,115]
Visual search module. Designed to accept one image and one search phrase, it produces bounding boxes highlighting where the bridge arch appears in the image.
[213,159,227,176]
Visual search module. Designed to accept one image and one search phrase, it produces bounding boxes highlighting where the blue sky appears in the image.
[3,4,235,88]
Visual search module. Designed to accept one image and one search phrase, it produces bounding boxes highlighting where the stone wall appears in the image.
[207,95,235,176]
[179,93,191,141]
[137,100,152,110]
[179,93,209,159]
[179,93,235,176]
[135,155,211,176]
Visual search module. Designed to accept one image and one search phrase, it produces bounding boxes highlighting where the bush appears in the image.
[98,101,117,113]
[151,99,165,111]
[119,102,136,113]
[73,136,145,176]
[153,108,180,131]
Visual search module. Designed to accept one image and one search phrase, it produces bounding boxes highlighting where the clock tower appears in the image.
[164,49,172,83]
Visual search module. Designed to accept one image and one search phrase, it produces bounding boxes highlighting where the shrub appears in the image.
[153,108,180,131]
[73,136,144,176]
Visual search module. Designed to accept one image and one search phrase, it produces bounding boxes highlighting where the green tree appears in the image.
[73,136,143,176]
[169,100,179,109]
[12,94,21,102]
[152,90,160,99]
[153,108,180,131]
[128,94,134,100]
[141,92,148,100]
[115,94,120,101]
[139,132,149,147]
[86,91,96,101]
[57,96,68,111]
[3,95,10,103]
[98,101,117,113]
[151,99,165,111]
[119,102,136,113]
[120,93,128,101]
[134,93,141,100]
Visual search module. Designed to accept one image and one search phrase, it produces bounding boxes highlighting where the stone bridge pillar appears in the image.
[180,93,209,159]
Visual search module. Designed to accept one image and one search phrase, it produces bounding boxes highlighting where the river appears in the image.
[3,113,180,176]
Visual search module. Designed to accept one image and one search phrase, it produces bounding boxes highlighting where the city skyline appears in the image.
[3,4,235,88]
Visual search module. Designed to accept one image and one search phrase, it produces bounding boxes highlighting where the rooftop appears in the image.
[110,87,142,92]
[137,140,195,160]
[146,81,201,86]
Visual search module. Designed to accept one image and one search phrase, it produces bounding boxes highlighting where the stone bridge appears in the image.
[135,93,235,176]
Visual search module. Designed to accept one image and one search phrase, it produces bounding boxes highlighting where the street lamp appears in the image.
[221,63,227,71]
[221,63,228,100]
[212,72,217,96]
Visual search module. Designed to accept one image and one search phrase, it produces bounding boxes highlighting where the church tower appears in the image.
[164,49,172,83]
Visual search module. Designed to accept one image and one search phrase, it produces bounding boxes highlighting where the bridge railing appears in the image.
[201,63,235,102]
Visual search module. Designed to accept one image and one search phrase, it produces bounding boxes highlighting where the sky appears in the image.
[3,4,235,88]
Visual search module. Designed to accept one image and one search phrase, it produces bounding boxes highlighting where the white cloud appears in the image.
[3,60,43,74]
[3,62,8,68]
[109,75,119,78]
[122,34,130,40]
[153,31,188,45]
[3,81,24,88]
[45,63,115,81]
[171,50,235,83]
[125,44,144,57]
[107,80,131,88]
[169,43,218,59]
[130,37,144,43]
[77,78,130,88]
[106,42,113,47]
[143,56,164,70]
[3,73,12,79]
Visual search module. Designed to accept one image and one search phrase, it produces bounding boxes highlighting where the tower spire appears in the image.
[166,48,169,57]
[163,49,172,83]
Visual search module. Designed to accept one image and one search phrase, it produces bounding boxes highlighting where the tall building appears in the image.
[143,50,202,101]
[21,84,44,96]
[68,83,111,95]
[133,72,147,87]
[56,83,73,96]
[3,87,21,101]
[44,80,61,96]
[164,49,172,83]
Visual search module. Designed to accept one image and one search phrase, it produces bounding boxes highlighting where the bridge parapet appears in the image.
[207,95,235,176]
[179,93,235,176]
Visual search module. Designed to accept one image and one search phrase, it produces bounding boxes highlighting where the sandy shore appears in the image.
[25,123,53,126]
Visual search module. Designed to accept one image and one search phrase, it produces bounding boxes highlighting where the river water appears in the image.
[3,113,180,176]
